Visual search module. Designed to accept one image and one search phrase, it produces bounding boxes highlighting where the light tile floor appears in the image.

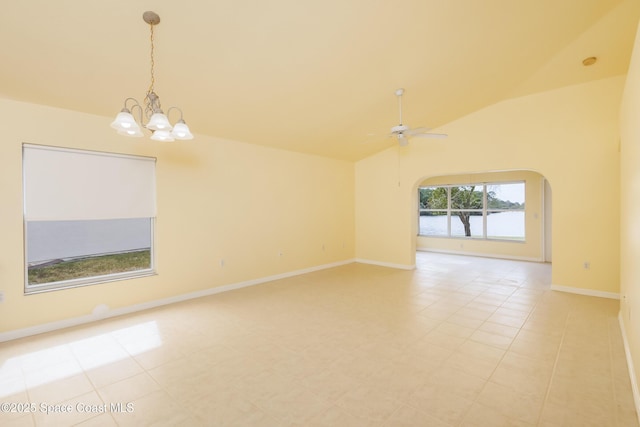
[1,252,638,426]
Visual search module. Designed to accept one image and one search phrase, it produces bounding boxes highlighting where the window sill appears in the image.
[24,269,157,295]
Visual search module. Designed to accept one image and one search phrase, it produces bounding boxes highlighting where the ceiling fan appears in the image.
[390,88,447,146]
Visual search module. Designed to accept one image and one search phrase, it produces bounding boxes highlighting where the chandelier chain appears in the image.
[148,23,155,95]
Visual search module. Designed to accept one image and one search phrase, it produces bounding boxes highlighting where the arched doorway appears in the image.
[411,170,551,264]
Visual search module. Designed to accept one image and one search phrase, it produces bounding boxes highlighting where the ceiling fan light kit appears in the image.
[389,88,447,146]
[110,11,194,142]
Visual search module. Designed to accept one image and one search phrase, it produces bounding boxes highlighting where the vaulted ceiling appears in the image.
[1,0,637,160]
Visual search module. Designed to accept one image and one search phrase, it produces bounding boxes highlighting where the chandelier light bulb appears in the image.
[110,110,139,131]
[171,120,194,140]
[146,113,172,131]
[118,128,144,138]
[150,130,175,142]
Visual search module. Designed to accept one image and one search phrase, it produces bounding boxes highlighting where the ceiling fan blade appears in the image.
[404,127,431,135]
[412,132,448,139]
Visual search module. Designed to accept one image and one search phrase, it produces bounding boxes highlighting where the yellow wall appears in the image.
[356,76,622,294]
[416,171,544,261]
[0,99,355,333]
[620,19,640,409]
[0,71,628,336]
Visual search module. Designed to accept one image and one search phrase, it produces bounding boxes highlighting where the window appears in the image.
[418,182,525,241]
[23,144,156,293]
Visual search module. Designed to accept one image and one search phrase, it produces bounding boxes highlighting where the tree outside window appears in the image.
[419,182,525,241]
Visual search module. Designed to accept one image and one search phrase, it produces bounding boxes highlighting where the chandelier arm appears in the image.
[166,106,185,123]
[123,97,141,112]
[129,103,144,127]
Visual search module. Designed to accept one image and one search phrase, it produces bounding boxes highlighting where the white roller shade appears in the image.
[23,144,156,221]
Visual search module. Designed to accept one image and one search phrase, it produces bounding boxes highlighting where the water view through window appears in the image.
[418,182,525,241]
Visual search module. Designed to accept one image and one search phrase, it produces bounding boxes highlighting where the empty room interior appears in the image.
[2,0,640,425]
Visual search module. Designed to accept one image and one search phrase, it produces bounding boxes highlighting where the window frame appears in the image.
[22,144,157,294]
[418,181,525,242]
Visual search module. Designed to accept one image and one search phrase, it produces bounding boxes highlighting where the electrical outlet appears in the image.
[0,291,4,303]
[583,261,590,270]
[220,259,225,267]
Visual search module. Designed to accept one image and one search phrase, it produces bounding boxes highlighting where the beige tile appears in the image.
[433,321,477,339]
[97,372,161,404]
[426,366,487,400]
[131,343,188,371]
[304,404,380,427]
[498,350,555,376]
[364,361,431,401]
[19,344,76,373]
[461,402,536,427]
[382,404,451,427]
[445,313,485,329]
[546,375,616,418]
[486,312,526,328]
[520,317,565,337]
[255,387,333,425]
[32,391,105,427]
[406,383,474,425]
[302,369,362,403]
[83,356,144,389]
[0,376,29,412]
[469,329,514,350]
[478,320,520,338]
[73,413,118,426]
[493,306,530,319]
[421,329,466,350]
[457,340,506,363]
[26,368,94,405]
[110,390,193,426]
[500,300,535,313]
[476,381,544,425]
[0,414,35,427]
[443,351,500,379]
[335,384,404,424]
[489,359,552,397]
[539,400,614,427]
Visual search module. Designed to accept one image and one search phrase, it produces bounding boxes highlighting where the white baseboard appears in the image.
[550,284,620,300]
[416,247,543,263]
[618,312,640,425]
[0,259,356,343]
[354,258,416,270]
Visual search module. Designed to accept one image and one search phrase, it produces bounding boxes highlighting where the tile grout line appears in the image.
[536,295,572,426]
[459,275,556,426]
[453,272,522,426]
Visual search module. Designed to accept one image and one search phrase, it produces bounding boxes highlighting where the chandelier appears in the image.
[111,11,193,141]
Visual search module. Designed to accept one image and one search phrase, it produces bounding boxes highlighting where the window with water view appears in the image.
[418,182,525,241]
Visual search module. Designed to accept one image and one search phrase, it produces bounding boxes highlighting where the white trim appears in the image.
[417,247,543,263]
[550,284,620,300]
[355,258,416,270]
[618,312,640,425]
[0,259,355,343]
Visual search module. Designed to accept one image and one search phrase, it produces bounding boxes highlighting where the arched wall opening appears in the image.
[409,170,552,265]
